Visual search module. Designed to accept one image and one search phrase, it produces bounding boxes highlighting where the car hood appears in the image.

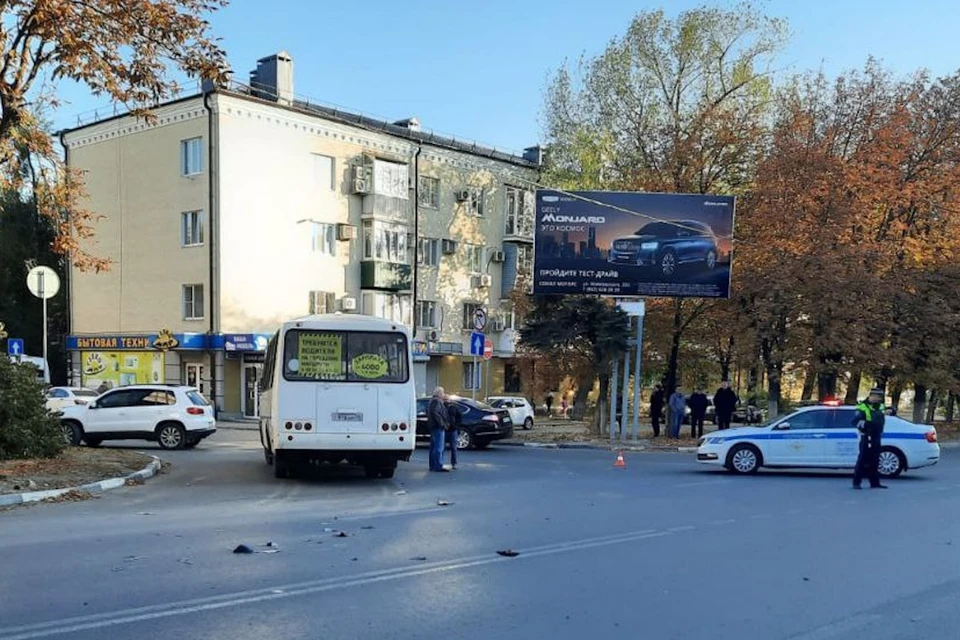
[613,234,657,243]
[58,405,87,418]
[705,426,768,440]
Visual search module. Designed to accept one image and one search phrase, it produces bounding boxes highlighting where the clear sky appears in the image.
[52,0,960,154]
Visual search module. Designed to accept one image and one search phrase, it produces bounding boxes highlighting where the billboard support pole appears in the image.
[609,356,619,443]
[632,308,644,439]
[620,318,631,442]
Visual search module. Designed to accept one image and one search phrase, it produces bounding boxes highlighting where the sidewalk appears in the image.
[505,418,707,451]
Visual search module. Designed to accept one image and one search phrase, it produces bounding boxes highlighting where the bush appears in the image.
[0,356,64,460]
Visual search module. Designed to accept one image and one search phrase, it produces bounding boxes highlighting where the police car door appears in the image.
[825,407,861,467]
[766,410,830,466]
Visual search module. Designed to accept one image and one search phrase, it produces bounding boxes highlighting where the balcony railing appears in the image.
[361,260,412,291]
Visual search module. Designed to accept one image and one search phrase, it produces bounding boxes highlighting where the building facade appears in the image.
[63,52,539,418]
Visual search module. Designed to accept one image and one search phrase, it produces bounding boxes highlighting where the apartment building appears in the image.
[62,52,540,418]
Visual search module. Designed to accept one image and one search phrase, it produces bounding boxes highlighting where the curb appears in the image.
[0,455,162,508]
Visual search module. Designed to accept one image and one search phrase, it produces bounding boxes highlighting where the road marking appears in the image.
[709,519,737,525]
[787,613,881,640]
[0,528,675,640]
[673,479,728,488]
[666,525,696,533]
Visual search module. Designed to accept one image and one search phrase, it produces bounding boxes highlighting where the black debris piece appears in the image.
[233,544,255,554]
[497,550,520,558]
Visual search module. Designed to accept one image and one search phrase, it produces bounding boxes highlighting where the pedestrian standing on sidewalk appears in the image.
[649,384,665,437]
[445,397,463,470]
[561,396,569,418]
[668,387,687,439]
[427,387,450,473]
[545,393,554,417]
[688,388,709,439]
[713,380,738,430]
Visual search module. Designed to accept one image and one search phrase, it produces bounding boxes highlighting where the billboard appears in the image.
[80,351,165,388]
[533,190,735,298]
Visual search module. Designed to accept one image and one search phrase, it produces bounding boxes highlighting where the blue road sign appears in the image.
[7,338,24,357]
[469,332,485,356]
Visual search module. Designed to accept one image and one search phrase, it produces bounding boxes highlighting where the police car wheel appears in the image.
[878,447,905,478]
[727,444,761,474]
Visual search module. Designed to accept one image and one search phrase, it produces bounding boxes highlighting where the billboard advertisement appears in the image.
[80,351,165,389]
[533,190,735,298]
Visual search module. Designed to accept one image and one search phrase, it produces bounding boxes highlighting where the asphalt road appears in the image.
[2,429,960,640]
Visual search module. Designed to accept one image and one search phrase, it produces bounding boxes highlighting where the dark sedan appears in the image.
[416,396,514,449]
[608,220,719,278]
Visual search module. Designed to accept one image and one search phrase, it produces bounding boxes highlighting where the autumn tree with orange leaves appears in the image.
[0,0,229,271]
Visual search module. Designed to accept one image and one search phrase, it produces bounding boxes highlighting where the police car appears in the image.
[696,404,940,477]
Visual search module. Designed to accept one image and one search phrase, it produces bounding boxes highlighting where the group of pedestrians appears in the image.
[426,386,462,472]
[649,380,740,439]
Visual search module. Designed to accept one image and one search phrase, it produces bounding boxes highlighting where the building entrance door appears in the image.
[184,363,204,394]
[243,364,261,417]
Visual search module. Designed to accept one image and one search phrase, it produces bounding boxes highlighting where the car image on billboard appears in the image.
[533,190,735,298]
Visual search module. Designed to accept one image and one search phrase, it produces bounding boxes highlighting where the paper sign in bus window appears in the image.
[297,333,343,378]
[351,354,389,379]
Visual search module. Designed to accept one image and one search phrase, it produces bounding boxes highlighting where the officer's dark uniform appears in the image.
[852,390,887,489]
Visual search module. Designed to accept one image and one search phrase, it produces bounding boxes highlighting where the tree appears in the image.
[518,296,629,431]
[0,355,64,460]
[542,4,787,394]
[0,0,229,270]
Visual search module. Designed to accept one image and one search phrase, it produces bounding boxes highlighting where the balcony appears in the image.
[503,221,533,244]
[361,260,412,291]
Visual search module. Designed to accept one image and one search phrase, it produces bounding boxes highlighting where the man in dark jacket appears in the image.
[649,385,665,437]
[427,387,450,472]
[713,380,739,430]
[853,387,887,489]
[446,399,463,470]
[687,388,710,439]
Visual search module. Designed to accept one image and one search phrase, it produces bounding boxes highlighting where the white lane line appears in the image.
[787,613,881,640]
[0,528,676,640]
[666,525,696,533]
[709,519,737,525]
[673,479,729,488]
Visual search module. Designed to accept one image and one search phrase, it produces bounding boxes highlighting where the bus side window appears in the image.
[261,332,279,391]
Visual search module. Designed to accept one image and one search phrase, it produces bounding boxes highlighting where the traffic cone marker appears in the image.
[614,451,626,468]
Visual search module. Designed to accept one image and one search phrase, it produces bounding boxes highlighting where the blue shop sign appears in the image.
[412,341,430,362]
[219,334,271,352]
[67,331,207,351]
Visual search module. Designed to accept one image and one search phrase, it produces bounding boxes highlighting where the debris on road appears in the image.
[178,558,194,565]
[138,511,155,516]
[411,556,427,562]
[334,531,348,538]
[497,549,520,558]
[322,527,335,533]
[437,500,452,506]
[394,490,408,496]
[233,544,255,554]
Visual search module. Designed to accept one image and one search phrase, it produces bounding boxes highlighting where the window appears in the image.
[310,222,336,256]
[830,409,859,429]
[504,186,533,236]
[309,290,335,315]
[282,330,409,383]
[462,302,481,330]
[363,291,412,325]
[469,188,485,216]
[417,300,437,329]
[181,137,203,176]
[181,210,204,247]
[779,410,830,430]
[261,332,279,392]
[504,364,522,393]
[140,390,176,406]
[467,244,484,274]
[98,389,150,408]
[418,176,440,209]
[517,245,533,279]
[501,306,517,331]
[183,284,204,320]
[362,220,409,264]
[373,159,409,199]
[314,154,335,190]
[418,237,440,267]
[462,361,481,391]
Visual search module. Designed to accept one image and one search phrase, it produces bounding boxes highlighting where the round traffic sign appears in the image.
[483,338,494,361]
[26,266,60,300]
[473,308,487,331]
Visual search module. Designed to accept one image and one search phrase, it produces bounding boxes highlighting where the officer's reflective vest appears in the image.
[856,402,886,423]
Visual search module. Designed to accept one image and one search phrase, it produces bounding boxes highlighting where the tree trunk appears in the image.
[767,366,782,418]
[817,371,838,401]
[664,301,683,394]
[946,393,957,423]
[912,384,928,424]
[571,375,592,423]
[891,382,904,414]
[596,372,610,434]
[925,389,940,424]
[844,370,862,405]
[800,364,816,402]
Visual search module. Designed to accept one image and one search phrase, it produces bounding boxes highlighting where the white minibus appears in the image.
[259,314,416,479]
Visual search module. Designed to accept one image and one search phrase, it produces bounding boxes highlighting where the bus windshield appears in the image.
[282,330,409,383]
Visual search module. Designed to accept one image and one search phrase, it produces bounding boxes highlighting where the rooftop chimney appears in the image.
[249,51,294,105]
[394,117,421,133]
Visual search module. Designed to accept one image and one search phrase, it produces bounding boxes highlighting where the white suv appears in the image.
[59,385,216,450]
[487,396,535,430]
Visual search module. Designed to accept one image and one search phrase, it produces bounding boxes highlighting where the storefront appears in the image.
[213,333,272,419]
[66,330,210,392]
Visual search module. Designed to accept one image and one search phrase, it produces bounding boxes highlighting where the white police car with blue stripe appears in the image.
[696,405,940,477]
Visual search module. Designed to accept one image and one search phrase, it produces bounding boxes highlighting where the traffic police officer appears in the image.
[853,387,887,489]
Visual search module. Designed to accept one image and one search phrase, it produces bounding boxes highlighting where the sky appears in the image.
[52,0,960,155]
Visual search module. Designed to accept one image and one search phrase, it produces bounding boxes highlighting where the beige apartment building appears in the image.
[62,52,540,418]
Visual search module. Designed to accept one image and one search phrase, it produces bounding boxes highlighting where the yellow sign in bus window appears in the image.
[351,354,389,379]
[298,333,343,378]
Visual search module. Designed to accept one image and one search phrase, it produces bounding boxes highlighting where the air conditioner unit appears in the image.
[337,223,356,241]
[428,330,439,342]
[490,318,506,332]
[491,250,505,263]
[473,274,492,288]
[351,178,368,194]
[455,189,471,202]
[340,296,357,312]
[441,239,458,255]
